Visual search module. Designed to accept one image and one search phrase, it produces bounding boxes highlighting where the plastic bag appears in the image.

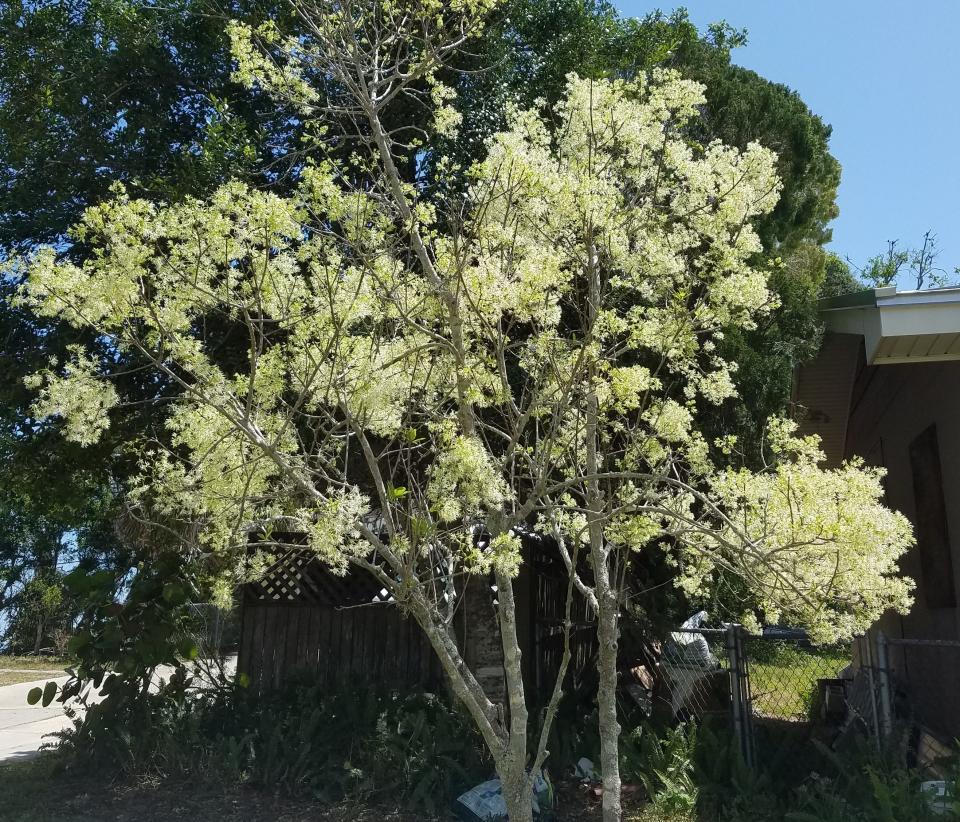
[454,770,553,821]
[666,611,716,669]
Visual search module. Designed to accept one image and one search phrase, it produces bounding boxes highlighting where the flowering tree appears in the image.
[14,1,913,819]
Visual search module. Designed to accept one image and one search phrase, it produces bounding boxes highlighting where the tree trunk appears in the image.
[496,569,534,821]
[593,553,622,822]
[584,236,622,822]
[500,759,534,822]
[409,583,534,822]
[33,618,43,655]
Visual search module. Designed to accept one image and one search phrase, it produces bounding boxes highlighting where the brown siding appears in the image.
[845,359,960,738]
[909,425,957,608]
[794,333,864,467]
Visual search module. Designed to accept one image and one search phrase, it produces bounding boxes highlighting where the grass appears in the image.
[0,654,71,671]
[0,655,69,687]
[745,642,849,720]
[0,670,63,686]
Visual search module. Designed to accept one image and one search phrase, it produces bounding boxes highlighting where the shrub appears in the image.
[53,677,490,815]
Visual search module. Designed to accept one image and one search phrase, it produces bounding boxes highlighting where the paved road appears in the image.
[0,675,72,762]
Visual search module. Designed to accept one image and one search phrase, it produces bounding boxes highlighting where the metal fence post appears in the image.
[876,630,893,738]
[736,625,755,769]
[212,606,223,654]
[726,623,753,768]
[861,635,882,748]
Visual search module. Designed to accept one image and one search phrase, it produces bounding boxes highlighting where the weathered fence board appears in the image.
[238,602,443,695]
[531,542,597,694]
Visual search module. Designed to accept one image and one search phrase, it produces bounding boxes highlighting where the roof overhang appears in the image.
[820,286,960,365]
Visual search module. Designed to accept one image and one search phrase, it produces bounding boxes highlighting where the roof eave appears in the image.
[819,286,960,365]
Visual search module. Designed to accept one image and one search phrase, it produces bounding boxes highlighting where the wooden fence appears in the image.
[531,539,597,694]
[238,601,442,696]
[237,537,596,698]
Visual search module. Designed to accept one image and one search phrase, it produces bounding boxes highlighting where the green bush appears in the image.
[613,712,960,821]
[621,723,699,816]
[686,725,960,822]
[53,678,490,815]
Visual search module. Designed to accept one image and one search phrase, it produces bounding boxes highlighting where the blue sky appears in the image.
[616,1,960,283]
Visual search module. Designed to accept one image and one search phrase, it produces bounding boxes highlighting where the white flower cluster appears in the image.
[427,434,509,524]
[25,347,119,446]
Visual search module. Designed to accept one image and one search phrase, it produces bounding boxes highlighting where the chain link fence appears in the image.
[865,632,960,764]
[669,621,960,777]
[742,635,850,722]
[663,624,755,766]
[666,622,853,771]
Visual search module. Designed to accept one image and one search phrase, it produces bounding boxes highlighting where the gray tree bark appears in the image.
[585,238,622,822]
[592,549,622,822]
[33,618,43,655]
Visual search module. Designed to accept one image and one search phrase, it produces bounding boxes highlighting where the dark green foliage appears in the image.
[54,679,490,815]
[621,723,700,816]
[0,0,846,689]
[782,736,958,822]
[821,253,865,298]
[444,4,843,474]
[0,0,298,252]
[561,713,960,821]
[581,716,959,821]
[671,20,842,465]
[1,569,71,654]
[690,723,960,821]
[0,469,126,653]
[31,553,203,716]
[0,6,842,463]
[0,0,295,646]
[440,4,704,173]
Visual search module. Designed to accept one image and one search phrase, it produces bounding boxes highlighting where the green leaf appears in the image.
[410,516,433,541]
[62,568,91,595]
[177,637,199,660]
[388,485,407,499]
[94,624,121,652]
[41,680,57,707]
[237,672,250,689]
[26,687,42,706]
[88,570,114,590]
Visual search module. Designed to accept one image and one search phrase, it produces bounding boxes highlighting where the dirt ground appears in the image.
[0,757,654,822]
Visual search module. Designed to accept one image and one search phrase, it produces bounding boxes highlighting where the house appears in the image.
[795,285,960,739]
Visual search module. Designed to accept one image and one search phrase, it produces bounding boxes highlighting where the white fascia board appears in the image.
[878,302,960,338]
[821,287,960,365]
[876,286,960,307]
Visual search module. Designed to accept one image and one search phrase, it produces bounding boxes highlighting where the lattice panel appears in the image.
[245,549,393,606]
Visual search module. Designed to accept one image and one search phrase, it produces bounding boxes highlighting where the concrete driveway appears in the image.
[0,657,237,763]
[0,675,72,762]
